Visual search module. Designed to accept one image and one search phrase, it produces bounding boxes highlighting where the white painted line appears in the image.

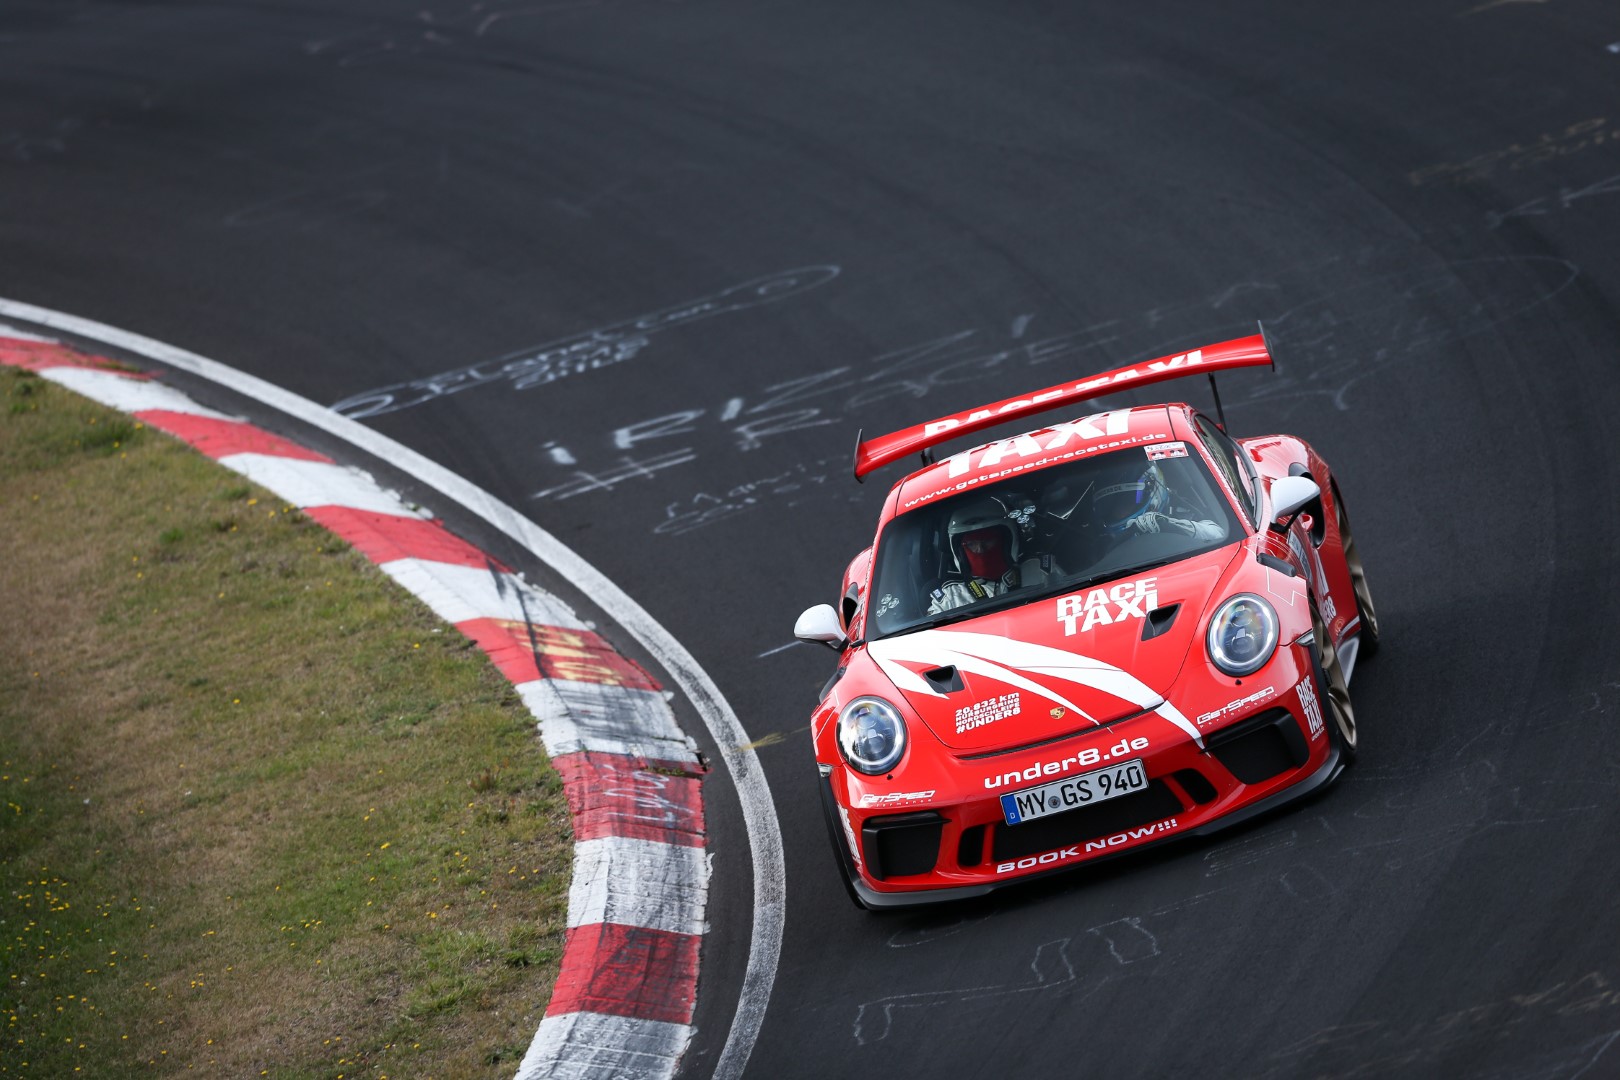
[567,836,709,935]
[41,366,238,420]
[519,678,698,763]
[0,296,783,1080]
[378,559,587,629]
[0,323,59,343]
[217,453,427,518]
[515,1014,694,1080]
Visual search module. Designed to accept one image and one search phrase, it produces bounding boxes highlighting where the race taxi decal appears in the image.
[1057,577,1159,635]
[1196,685,1278,728]
[955,692,1021,734]
[866,629,1205,749]
[1145,440,1189,461]
[995,817,1180,874]
[1298,673,1325,740]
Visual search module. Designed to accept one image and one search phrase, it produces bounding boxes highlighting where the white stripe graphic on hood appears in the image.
[867,629,1203,748]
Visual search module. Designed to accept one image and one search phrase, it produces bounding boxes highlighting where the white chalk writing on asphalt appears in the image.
[523,253,1580,540]
[330,265,840,418]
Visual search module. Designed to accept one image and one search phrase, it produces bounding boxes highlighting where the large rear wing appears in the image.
[852,330,1274,480]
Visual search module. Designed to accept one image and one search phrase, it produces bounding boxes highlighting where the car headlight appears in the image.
[836,697,908,775]
[1207,594,1279,677]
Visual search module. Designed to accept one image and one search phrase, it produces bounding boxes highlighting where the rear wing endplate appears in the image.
[852,330,1274,480]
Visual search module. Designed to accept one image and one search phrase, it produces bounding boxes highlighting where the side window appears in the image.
[1194,416,1256,525]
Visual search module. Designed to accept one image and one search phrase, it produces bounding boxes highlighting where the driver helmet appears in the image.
[1092,462,1170,533]
[945,495,1019,580]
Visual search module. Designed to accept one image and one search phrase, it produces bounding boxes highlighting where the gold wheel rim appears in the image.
[1338,493,1379,640]
[1317,611,1357,750]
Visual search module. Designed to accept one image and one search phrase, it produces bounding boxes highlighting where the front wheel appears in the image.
[818,774,870,910]
[1332,478,1380,658]
[1313,605,1358,764]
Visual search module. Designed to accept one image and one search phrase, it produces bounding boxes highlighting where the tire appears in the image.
[1312,604,1358,764]
[1332,478,1380,658]
[818,774,870,910]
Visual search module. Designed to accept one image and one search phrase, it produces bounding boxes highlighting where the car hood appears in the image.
[862,544,1241,753]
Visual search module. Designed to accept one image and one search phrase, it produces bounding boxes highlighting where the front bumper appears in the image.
[850,737,1344,909]
[835,645,1346,908]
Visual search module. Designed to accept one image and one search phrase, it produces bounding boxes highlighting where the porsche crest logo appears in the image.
[1050,707,1066,719]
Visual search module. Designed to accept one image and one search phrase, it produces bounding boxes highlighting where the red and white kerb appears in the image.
[0,331,707,1080]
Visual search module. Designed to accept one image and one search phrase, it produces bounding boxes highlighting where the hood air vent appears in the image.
[923,665,965,694]
[1141,604,1181,642]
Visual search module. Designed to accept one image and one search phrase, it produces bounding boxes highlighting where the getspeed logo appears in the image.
[995,818,1180,873]
[1196,685,1277,728]
[1057,577,1159,635]
[858,790,937,807]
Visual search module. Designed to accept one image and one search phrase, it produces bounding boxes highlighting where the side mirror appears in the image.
[795,603,847,650]
[1268,475,1321,530]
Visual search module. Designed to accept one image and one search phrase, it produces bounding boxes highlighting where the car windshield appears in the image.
[867,443,1243,637]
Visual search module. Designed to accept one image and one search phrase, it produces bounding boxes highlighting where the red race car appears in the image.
[795,331,1378,908]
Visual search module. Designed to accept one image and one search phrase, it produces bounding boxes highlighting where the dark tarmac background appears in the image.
[5,2,1620,1076]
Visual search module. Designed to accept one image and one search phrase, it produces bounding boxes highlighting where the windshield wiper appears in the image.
[1015,559,1180,607]
[877,590,1032,638]
[1064,546,1230,593]
[1083,554,1187,583]
[877,613,965,638]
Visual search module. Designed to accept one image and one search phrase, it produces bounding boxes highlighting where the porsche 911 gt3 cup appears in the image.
[794,331,1378,908]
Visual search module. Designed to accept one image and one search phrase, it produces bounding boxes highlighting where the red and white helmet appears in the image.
[945,495,1019,580]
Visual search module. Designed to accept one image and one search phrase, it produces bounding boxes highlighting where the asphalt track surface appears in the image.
[7,3,1620,1077]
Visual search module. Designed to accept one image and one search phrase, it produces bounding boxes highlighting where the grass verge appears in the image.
[1,366,572,1078]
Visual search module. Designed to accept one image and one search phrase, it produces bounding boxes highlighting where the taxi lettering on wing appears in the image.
[1057,577,1159,635]
[942,410,1132,479]
[923,349,1207,451]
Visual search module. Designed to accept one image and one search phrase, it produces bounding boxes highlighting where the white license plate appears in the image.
[999,759,1149,826]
